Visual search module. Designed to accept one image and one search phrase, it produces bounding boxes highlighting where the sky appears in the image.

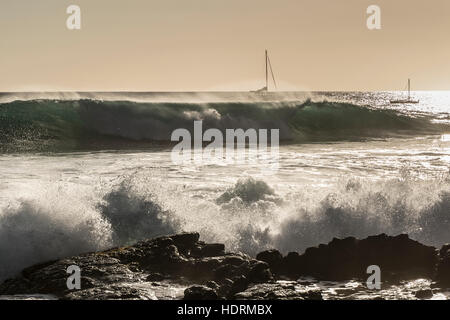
[1,0,450,91]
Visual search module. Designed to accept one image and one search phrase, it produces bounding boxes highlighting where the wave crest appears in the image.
[0,99,446,151]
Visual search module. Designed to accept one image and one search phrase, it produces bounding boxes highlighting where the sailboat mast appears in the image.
[265,50,268,90]
[408,78,411,100]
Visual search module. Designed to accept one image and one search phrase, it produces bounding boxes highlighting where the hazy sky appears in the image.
[2,0,450,91]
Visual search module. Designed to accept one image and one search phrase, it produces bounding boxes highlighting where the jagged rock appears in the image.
[209,256,251,281]
[256,250,283,273]
[0,254,135,297]
[222,255,247,266]
[436,244,450,286]
[280,252,301,278]
[228,275,249,297]
[0,232,445,300]
[247,261,273,283]
[439,244,450,257]
[205,281,220,290]
[146,273,166,282]
[171,233,200,249]
[215,278,233,298]
[191,243,225,257]
[183,285,218,300]
[415,288,433,299]
[64,281,187,300]
[0,232,264,299]
[234,283,322,300]
[272,234,438,281]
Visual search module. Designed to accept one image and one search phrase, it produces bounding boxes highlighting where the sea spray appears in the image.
[1,173,450,282]
[0,183,113,281]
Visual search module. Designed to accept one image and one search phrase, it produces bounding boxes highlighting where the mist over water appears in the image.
[0,91,450,282]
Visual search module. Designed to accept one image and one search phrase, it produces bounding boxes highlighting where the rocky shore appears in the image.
[1,233,449,300]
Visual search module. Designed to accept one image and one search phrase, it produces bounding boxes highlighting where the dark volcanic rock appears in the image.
[0,232,270,299]
[414,288,433,299]
[0,232,444,300]
[183,285,218,300]
[171,233,200,254]
[228,275,250,297]
[146,273,166,282]
[205,281,220,290]
[256,250,283,274]
[247,261,273,283]
[0,254,134,297]
[191,243,225,257]
[271,234,438,281]
[436,244,450,287]
[234,282,322,300]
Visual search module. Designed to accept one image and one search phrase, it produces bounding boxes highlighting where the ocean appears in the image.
[1,91,450,284]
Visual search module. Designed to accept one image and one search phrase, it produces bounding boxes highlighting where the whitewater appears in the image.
[1,91,450,282]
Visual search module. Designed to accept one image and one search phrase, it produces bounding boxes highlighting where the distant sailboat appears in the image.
[252,50,277,93]
[390,79,419,104]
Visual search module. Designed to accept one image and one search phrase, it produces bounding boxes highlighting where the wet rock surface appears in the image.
[234,282,323,300]
[183,285,218,300]
[414,288,433,299]
[0,232,448,300]
[276,234,438,281]
[436,244,450,286]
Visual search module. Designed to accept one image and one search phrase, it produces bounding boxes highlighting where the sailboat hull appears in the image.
[390,79,419,104]
[389,100,419,104]
[251,86,268,93]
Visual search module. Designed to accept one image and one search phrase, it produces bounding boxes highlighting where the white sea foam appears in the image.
[1,173,450,282]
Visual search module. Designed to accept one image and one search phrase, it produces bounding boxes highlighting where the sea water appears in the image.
[0,91,449,283]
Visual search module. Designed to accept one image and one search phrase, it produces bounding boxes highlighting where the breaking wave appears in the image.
[0,99,446,152]
[1,174,450,282]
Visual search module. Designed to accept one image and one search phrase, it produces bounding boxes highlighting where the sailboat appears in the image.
[252,50,277,94]
[390,79,419,104]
